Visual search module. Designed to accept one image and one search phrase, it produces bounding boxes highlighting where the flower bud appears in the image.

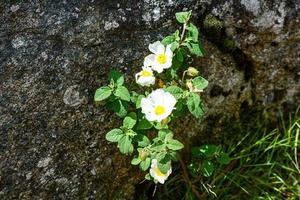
[161,118,169,125]
[187,67,199,76]
[139,149,149,160]
[157,78,165,88]
[186,80,193,91]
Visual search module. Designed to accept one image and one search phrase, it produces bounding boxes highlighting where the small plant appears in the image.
[189,145,230,178]
[95,11,208,184]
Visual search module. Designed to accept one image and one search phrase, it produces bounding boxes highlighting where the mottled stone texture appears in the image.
[0,0,299,199]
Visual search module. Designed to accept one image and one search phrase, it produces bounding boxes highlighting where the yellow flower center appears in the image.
[154,168,165,177]
[154,105,165,115]
[141,70,152,77]
[157,54,167,64]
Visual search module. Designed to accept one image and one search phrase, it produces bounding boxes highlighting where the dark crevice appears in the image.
[194,5,255,82]
[210,84,231,97]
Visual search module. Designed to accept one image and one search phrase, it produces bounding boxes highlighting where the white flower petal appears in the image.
[135,71,141,81]
[164,92,177,107]
[153,114,167,122]
[160,57,173,69]
[149,41,165,54]
[141,89,176,122]
[151,159,158,167]
[165,45,173,57]
[141,98,154,113]
[145,112,158,121]
[136,76,155,86]
[150,89,165,104]
[150,168,155,178]
[144,54,156,67]
[135,66,155,86]
[151,56,172,73]
[152,64,164,73]
[149,159,172,184]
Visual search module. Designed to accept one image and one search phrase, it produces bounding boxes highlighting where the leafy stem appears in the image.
[180,23,187,42]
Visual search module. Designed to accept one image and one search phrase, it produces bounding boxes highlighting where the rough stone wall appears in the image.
[0,0,299,199]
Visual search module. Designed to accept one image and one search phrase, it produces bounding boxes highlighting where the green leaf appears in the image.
[123,112,137,129]
[186,23,199,42]
[169,53,182,79]
[115,86,131,101]
[169,151,178,161]
[174,30,180,41]
[158,160,171,174]
[170,68,178,79]
[94,86,112,101]
[136,95,145,109]
[187,42,204,56]
[187,163,199,177]
[151,142,166,152]
[156,152,167,162]
[109,100,128,118]
[145,173,151,180]
[130,91,139,104]
[187,93,204,118]
[158,129,170,140]
[140,157,151,171]
[106,129,123,142]
[192,76,209,90]
[173,100,186,117]
[201,160,214,177]
[158,129,172,140]
[136,118,153,130]
[175,11,192,24]
[136,134,150,147]
[176,49,184,62]
[218,152,231,165]
[167,139,184,150]
[131,157,141,165]
[109,70,124,85]
[164,129,174,140]
[191,145,220,158]
[125,129,137,137]
[162,35,175,45]
[154,122,168,130]
[118,135,133,154]
[170,41,179,51]
[164,86,183,100]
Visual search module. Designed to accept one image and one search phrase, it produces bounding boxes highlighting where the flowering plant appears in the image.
[95,11,208,184]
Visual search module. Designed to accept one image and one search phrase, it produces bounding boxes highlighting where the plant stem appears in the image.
[181,70,187,82]
[180,23,187,42]
[179,156,203,199]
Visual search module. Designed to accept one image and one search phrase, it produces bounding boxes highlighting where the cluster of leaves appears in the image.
[94,11,210,183]
[188,145,230,177]
[95,70,130,117]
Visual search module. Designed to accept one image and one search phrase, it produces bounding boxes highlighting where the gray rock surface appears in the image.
[0,0,299,199]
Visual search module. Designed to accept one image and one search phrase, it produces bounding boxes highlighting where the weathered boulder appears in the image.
[0,0,299,199]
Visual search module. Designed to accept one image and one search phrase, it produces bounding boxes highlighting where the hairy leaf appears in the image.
[115,86,131,101]
[123,112,137,129]
[94,86,112,101]
[175,11,192,24]
[106,128,123,142]
[167,139,184,150]
[165,85,183,100]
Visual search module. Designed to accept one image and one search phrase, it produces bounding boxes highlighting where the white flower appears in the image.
[149,159,172,184]
[135,66,155,86]
[141,89,176,122]
[144,41,173,73]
